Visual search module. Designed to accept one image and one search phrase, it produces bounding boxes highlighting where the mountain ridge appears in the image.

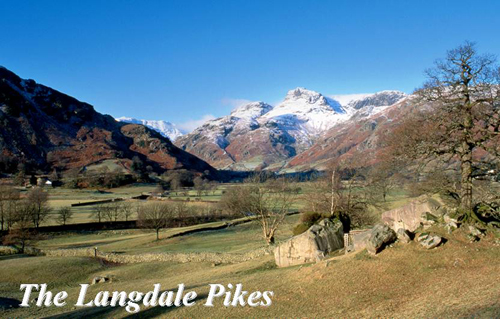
[0,67,217,177]
[175,88,408,171]
[116,117,185,141]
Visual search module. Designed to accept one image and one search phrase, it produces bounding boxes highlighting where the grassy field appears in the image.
[43,184,224,226]
[1,223,499,318]
[37,180,412,226]
[34,214,299,255]
[5,183,486,318]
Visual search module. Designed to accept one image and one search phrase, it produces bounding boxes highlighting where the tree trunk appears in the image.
[330,170,335,216]
[266,234,275,245]
[459,149,473,213]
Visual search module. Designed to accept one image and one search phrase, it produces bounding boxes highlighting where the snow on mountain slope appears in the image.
[262,87,349,133]
[330,90,408,117]
[328,93,373,107]
[116,117,184,141]
[230,101,273,119]
[175,101,274,169]
[175,88,408,171]
[286,95,414,171]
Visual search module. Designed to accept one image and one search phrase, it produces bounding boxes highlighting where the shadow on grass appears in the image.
[0,297,21,310]
[42,303,123,319]
[55,239,126,249]
[124,293,209,319]
[0,254,32,261]
[42,284,209,319]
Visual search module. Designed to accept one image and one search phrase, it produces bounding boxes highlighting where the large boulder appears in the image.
[417,233,443,249]
[381,196,446,232]
[349,229,371,251]
[396,228,412,243]
[274,219,344,267]
[366,224,397,254]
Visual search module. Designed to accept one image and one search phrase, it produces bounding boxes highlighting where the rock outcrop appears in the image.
[366,224,397,255]
[396,228,412,243]
[381,196,447,232]
[417,233,443,249]
[274,219,344,267]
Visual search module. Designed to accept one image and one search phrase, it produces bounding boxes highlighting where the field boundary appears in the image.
[33,212,300,264]
[37,246,273,264]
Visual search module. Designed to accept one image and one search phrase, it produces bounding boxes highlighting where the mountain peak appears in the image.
[116,117,184,141]
[285,87,325,104]
[230,101,273,119]
[345,90,407,110]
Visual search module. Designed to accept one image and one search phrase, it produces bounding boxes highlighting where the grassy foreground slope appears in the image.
[34,215,298,254]
[1,225,499,318]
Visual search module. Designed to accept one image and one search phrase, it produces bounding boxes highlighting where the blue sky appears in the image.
[1,0,499,131]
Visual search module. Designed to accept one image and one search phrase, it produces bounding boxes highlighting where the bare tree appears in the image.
[209,181,219,195]
[302,160,377,229]
[219,186,252,216]
[220,175,297,245]
[3,220,34,254]
[367,162,399,202]
[26,187,51,228]
[302,168,342,216]
[56,207,73,226]
[101,202,123,222]
[121,202,134,222]
[137,202,174,240]
[92,204,106,223]
[389,42,500,223]
[0,186,19,231]
[4,199,37,253]
[193,176,207,197]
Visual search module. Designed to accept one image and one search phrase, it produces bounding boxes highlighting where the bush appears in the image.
[300,211,323,224]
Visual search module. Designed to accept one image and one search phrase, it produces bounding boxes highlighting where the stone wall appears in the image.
[0,245,17,255]
[38,247,271,264]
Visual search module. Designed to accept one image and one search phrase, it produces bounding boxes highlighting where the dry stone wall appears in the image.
[38,247,271,264]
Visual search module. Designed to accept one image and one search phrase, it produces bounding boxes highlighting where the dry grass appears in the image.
[1,224,499,318]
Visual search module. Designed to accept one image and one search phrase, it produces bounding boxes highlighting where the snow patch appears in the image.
[116,117,184,141]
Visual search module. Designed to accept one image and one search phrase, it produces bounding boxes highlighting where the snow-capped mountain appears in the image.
[259,88,350,149]
[175,102,274,169]
[287,94,414,171]
[230,101,273,119]
[116,117,184,141]
[175,88,408,170]
[262,87,348,131]
[332,90,408,119]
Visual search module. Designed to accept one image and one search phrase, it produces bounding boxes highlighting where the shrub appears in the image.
[300,211,323,224]
[292,223,311,236]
